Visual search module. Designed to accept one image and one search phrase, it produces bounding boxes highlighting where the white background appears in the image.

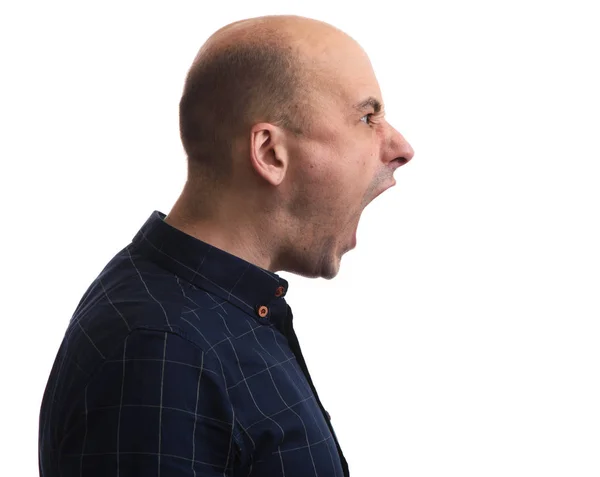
[1,1,599,476]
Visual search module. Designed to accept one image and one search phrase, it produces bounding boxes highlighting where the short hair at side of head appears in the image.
[179,32,312,184]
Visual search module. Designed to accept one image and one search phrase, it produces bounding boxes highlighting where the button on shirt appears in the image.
[39,210,350,477]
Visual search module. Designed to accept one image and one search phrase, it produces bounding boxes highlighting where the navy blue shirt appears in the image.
[39,210,349,476]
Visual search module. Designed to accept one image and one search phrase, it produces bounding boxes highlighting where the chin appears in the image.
[288,262,340,280]
[318,254,342,280]
[283,253,341,280]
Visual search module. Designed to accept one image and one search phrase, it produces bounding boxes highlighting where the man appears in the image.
[39,14,414,477]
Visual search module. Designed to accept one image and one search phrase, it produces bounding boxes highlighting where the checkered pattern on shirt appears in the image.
[59,329,239,475]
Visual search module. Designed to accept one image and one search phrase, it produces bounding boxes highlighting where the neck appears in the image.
[163,187,281,272]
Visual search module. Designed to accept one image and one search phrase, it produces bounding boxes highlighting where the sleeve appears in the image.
[58,329,241,476]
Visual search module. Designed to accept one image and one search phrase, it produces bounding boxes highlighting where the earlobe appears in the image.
[250,123,288,186]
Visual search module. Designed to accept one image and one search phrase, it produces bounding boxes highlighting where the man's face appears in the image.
[281,34,414,279]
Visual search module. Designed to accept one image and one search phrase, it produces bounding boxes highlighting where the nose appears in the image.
[384,123,414,167]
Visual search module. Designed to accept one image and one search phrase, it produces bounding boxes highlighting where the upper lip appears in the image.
[368,161,404,204]
[371,182,396,203]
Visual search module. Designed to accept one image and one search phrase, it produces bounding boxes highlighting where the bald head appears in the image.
[169,15,414,278]
[179,15,355,184]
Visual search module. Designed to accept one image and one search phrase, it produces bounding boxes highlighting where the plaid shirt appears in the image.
[39,210,349,476]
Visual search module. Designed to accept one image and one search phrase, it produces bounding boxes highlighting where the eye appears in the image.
[360,113,374,125]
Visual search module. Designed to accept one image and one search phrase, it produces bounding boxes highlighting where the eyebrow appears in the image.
[353,96,383,114]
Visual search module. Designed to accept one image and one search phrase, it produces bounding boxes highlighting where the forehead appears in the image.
[304,36,382,112]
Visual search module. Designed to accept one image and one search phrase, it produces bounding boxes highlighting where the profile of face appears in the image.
[266,28,415,279]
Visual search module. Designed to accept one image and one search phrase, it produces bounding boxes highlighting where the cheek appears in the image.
[319,150,375,213]
[304,170,356,219]
[290,141,373,217]
[288,163,340,219]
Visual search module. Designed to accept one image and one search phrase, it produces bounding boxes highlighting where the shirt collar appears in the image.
[130,210,290,328]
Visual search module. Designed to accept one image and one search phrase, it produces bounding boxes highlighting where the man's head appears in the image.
[174,15,414,279]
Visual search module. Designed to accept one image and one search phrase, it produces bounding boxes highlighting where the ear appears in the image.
[249,123,289,186]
